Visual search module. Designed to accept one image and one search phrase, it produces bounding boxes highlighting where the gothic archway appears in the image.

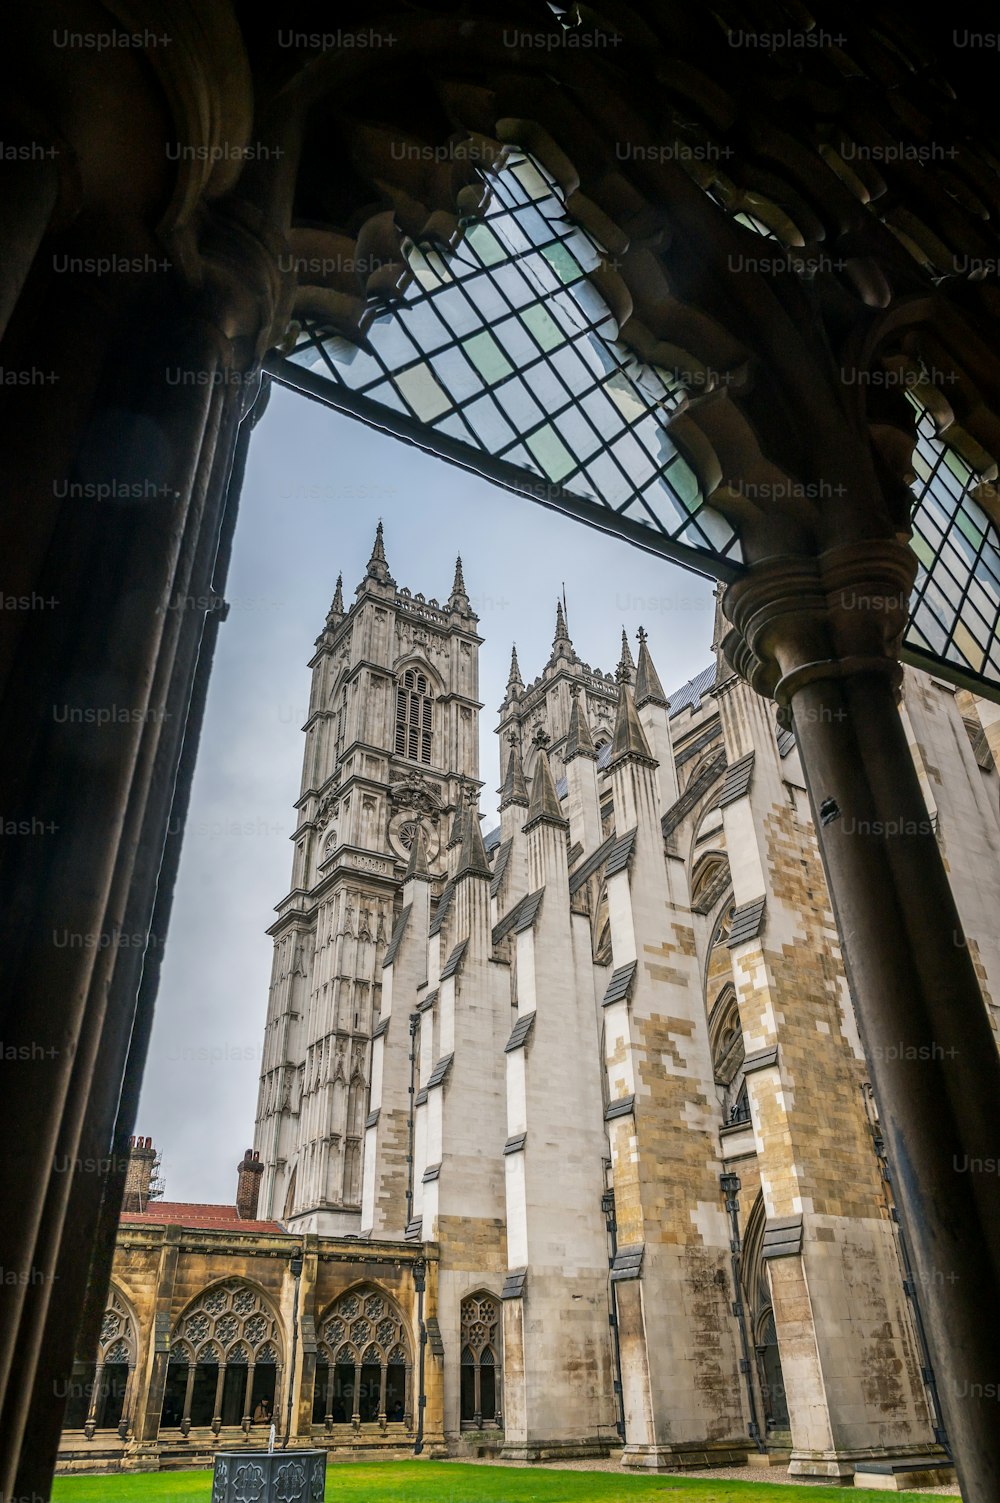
[459,1291,503,1429]
[159,1280,283,1435]
[64,1286,139,1439]
[312,1285,413,1429]
[742,1195,790,1438]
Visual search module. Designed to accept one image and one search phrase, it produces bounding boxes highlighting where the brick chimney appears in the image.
[236,1149,264,1220]
[123,1136,157,1212]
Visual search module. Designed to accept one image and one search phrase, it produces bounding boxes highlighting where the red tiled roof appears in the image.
[120,1201,285,1234]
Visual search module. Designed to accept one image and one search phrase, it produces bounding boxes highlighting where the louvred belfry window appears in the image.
[395,669,432,764]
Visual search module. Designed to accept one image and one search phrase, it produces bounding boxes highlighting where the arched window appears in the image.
[742,1194,790,1435]
[459,1292,503,1428]
[313,1287,412,1429]
[395,668,432,765]
[159,1281,282,1435]
[65,1288,139,1437]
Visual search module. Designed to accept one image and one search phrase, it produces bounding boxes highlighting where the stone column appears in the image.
[723,541,1000,1501]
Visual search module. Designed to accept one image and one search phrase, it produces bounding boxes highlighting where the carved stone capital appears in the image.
[721,539,917,715]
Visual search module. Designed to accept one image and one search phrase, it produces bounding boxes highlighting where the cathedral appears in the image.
[56,526,1000,1487]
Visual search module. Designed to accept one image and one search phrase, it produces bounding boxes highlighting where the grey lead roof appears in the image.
[492,888,544,945]
[381,905,411,969]
[504,1011,536,1053]
[490,837,513,897]
[425,1054,454,1089]
[726,897,766,948]
[604,829,637,878]
[440,938,468,979]
[428,882,453,937]
[602,961,638,1008]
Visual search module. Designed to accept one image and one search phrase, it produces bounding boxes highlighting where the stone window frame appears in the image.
[163,1278,283,1438]
[314,1284,413,1432]
[395,666,434,766]
[72,1286,140,1440]
[459,1290,504,1430]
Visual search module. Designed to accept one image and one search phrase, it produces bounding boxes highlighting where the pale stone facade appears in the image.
[58,528,999,1478]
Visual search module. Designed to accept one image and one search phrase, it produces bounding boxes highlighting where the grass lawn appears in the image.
[51,1460,959,1503]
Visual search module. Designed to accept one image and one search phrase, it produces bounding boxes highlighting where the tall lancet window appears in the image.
[395,668,432,765]
[459,1292,502,1428]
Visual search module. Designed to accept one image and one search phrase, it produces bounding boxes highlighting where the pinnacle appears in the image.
[456,791,491,879]
[634,626,668,708]
[507,644,524,694]
[404,816,430,879]
[325,572,345,627]
[548,595,577,667]
[500,729,530,806]
[452,555,468,598]
[526,730,568,827]
[364,520,394,585]
[617,627,635,683]
[611,657,656,765]
[565,684,597,761]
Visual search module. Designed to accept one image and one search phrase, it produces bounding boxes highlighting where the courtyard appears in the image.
[49,1461,961,1503]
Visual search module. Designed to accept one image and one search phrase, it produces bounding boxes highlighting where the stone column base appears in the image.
[500,1437,612,1462]
[621,1440,749,1470]
[746,1449,791,1467]
[789,1446,951,1481]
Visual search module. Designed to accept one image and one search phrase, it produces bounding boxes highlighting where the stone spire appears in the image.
[548,597,577,665]
[611,628,655,764]
[404,816,430,880]
[526,731,568,827]
[634,626,668,709]
[363,520,393,585]
[448,554,471,614]
[565,683,597,761]
[456,790,491,879]
[321,573,346,637]
[500,729,530,807]
[507,644,524,698]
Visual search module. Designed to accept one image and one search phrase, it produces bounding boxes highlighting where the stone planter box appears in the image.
[211,1450,326,1503]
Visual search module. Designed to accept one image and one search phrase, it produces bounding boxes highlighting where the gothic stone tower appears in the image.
[254,528,482,1233]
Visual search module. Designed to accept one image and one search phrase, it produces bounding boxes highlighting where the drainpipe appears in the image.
[282,1248,303,1449]
[601,1186,626,1444]
[720,1173,766,1454]
[413,1258,427,1456]
[405,1013,419,1227]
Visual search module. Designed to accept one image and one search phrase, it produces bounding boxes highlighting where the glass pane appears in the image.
[526,424,578,483]
[462,332,514,384]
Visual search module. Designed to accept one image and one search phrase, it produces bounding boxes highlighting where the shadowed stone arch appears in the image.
[313,1284,413,1429]
[160,1279,284,1436]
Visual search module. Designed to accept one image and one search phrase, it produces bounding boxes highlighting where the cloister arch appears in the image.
[63,1285,140,1438]
[159,1279,283,1435]
[312,1284,413,1429]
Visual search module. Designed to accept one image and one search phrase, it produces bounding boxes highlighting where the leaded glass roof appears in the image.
[272,147,1000,701]
[905,399,1000,687]
[279,149,741,575]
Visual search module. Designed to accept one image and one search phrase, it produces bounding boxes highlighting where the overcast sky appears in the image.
[136,380,717,1204]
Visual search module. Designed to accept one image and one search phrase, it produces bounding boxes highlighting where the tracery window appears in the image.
[395,668,433,764]
[459,1292,503,1428]
[64,1289,138,1436]
[312,1287,411,1428]
[159,1280,281,1434]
